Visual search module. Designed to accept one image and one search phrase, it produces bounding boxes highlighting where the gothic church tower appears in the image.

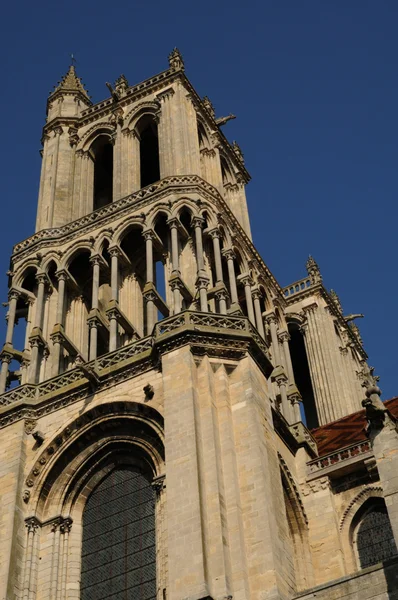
[1,50,398,600]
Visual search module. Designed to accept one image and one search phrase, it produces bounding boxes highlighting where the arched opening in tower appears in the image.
[91,136,113,210]
[137,116,160,188]
[287,322,318,429]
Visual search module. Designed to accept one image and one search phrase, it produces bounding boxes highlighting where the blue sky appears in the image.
[1,1,397,399]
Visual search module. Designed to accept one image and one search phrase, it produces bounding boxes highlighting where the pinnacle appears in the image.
[50,64,90,100]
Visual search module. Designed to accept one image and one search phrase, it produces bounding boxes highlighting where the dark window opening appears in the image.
[288,323,318,429]
[139,119,160,188]
[356,499,398,569]
[81,467,156,600]
[92,137,113,210]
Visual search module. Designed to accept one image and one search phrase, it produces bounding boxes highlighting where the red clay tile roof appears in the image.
[311,397,398,457]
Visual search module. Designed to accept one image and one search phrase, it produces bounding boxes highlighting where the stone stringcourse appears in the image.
[0,311,272,428]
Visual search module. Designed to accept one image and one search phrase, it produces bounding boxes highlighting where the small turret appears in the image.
[47,64,91,122]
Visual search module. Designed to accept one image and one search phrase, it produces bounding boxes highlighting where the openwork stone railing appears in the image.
[0,311,269,409]
[283,277,312,298]
[307,440,372,475]
[13,176,221,256]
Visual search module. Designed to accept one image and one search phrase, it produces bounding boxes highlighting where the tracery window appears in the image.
[81,467,156,600]
[354,499,397,569]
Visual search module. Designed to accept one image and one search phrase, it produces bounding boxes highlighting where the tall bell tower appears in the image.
[1,50,395,600]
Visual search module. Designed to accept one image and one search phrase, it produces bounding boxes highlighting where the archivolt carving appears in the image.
[77,122,115,151]
[113,220,145,246]
[124,100,161,131]
[278,453,308,525]
[60,239,95,269]
[339,486,383,531]
[25,401,164,515]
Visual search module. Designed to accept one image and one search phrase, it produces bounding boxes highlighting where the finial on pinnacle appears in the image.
[232,141,244,164]
[114,74,129,98]
[202,96,215,118]
[306,255,322,284]
[330,289,343,313]
[168,48,184,70]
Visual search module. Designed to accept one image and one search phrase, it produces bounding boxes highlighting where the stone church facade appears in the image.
[0,49,397,599]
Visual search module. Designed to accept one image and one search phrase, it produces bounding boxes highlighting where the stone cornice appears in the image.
[0,311,273,430]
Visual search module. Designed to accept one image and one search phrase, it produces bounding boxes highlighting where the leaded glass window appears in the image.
[81,467,156,600]
[356,502,397,569]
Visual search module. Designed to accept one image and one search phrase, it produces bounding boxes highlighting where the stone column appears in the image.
[29,273,47,383]
[279,329,301,421]
[215,289,227,315]
[265,311,281,366]
[193,217,209,312]
[209,228,228,314]
[5,290,20,346]
[238,274,255,325]
[0,352,12,393]
[22,518,40,600]
[209,228,223,283]
[252,288,265,338]
[197,276,210,313]
[51,271,67,377]
[88,256,101,361]
[168,219,180,274]
[274,368,292,422]
[143,230,156,333]
[109,247,120,352]
[167,218,182,314]
[193,216,205,273]
[34,274,46,331]
[222,249,239,307]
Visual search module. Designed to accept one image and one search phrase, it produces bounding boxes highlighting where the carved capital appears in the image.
[192,216,205,229]
[207,227,221,240]
[196,275,210,290]
[166,217,179,230]
[8,289,20,302]
[25,517,40,534]
[237,273,253,287]
[264,310,277,325]
[278,330,290,344]
[222,248,235,261]
[152,474,166,497]
[142,228,156,241]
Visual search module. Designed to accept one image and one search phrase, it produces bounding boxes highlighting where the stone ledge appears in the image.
[294,555,398,599]
[0,311,273,429]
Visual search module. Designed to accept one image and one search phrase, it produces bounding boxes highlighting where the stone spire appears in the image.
[49,65,91,102]
[306,255,322,284]
[168,48,184,70]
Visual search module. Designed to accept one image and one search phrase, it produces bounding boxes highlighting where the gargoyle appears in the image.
[344,313,364,322]
[215,114,236,127]
[106,82,120,103]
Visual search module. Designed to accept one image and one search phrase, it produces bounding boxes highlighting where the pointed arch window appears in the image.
[91,135,114,210]
[136,115,160,188]
[81,467,156,599]
[353,498,397,569]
